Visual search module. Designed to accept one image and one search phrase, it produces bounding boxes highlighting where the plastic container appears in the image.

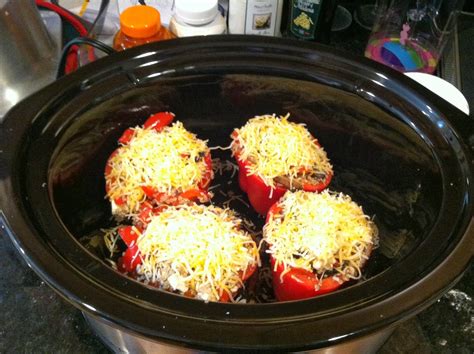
[113,5,175,51]
[169,0,226,37]
[364,0,464,74]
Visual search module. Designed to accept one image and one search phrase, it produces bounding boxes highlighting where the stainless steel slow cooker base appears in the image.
[84,313,394,354]
[85,313,196,354]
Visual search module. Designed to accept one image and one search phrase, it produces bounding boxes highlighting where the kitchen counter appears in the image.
[0,4,473,354]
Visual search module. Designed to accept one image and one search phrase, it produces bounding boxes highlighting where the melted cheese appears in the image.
[135,204,259,302]
[263,190,377,279]
[106,122,210,216]
[230,114,332,188]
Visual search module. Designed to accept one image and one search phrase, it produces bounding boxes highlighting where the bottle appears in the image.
[280,0,290,35]
[228,0,284,36]
[113,5,175,51]
[287,0,338,43]
[169,0,226,37]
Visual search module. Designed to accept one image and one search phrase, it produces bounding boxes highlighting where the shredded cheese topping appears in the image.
[230,114,332,188]
[136,204,259,302]
[106,122,210,216]
[264,190,377,280]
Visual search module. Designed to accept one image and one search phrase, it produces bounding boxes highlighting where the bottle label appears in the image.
[289,0,322,40]
[244,0,281,36]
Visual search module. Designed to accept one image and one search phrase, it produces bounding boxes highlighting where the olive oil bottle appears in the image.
[287,0,338,43]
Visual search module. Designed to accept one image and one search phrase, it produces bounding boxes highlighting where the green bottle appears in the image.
[287,0,338,43]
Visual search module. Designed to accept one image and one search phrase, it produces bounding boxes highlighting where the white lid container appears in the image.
[175,0,219,25]
[170,0,226,37]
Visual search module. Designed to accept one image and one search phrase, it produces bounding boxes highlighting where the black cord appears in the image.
[56,37,116,79]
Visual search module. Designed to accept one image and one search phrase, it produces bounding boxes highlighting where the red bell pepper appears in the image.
[116,208,256,303]
[266,203,344,301]
[236,157,287,215]
[116,203,164,274]
[117,225,142,273]
[118,112,175,145]
[234,154,332,215]
[232,132,332,215]
[118,128,135,145]
[270,257,343,301]
[105,112,213,212]
[143,111,175,131]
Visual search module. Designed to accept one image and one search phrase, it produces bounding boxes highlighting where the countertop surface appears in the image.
[1,3,473,354]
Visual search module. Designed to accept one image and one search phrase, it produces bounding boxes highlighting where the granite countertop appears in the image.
[0,4,473,354]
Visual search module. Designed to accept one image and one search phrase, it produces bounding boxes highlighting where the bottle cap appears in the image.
[175,0,218,26]
[120,5,161,38]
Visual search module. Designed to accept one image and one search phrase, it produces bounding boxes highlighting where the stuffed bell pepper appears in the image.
[116,204,259,303]
[105,112,213,220]
[264,190,378,301]
[230,114,333,215]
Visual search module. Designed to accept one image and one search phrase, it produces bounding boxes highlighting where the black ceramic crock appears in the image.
[0,36,473,353]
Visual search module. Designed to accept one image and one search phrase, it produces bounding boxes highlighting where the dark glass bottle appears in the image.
[280,0,290,36]
[286,0,338,44]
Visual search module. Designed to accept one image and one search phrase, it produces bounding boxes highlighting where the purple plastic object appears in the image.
[381,46,404,68]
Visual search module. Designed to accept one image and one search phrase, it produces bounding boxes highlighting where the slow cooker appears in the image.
[0,36,472,353]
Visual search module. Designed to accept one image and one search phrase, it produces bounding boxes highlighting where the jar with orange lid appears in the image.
[113,5,175,51]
